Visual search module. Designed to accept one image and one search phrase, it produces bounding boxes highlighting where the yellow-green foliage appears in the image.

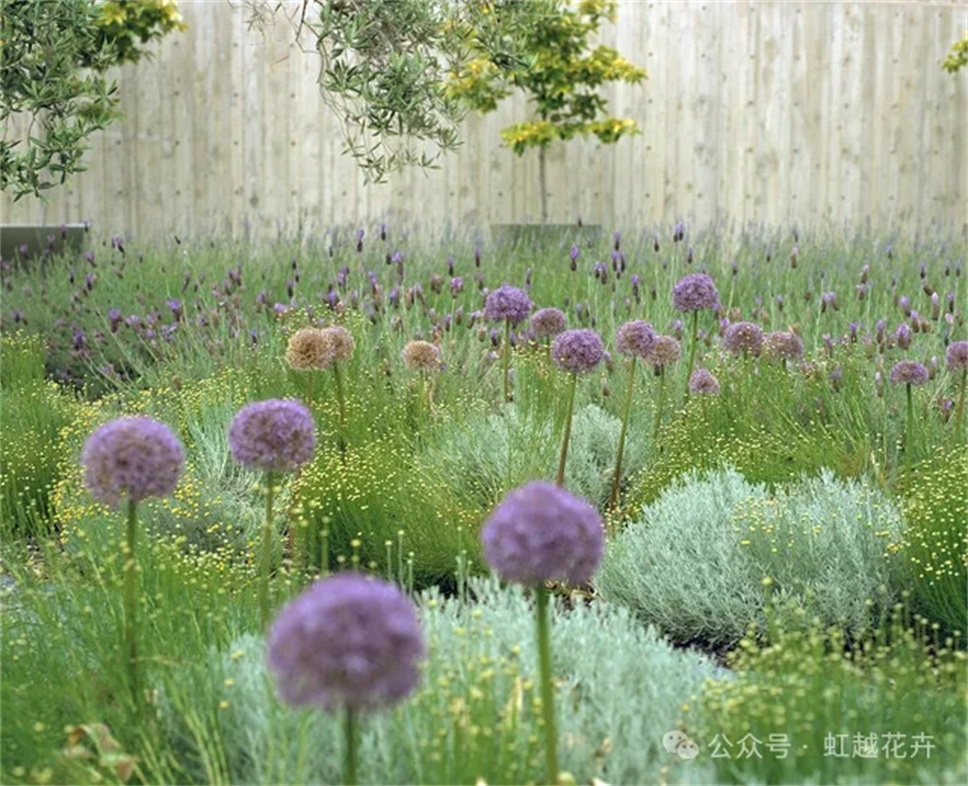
[942,32,968,73]
[95,0,187,65]
[688,609,967,785]
[447,0,646,154]
[900,448,968,635]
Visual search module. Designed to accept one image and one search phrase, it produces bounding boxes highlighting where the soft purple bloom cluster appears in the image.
[763,330,804,361]
[672,273,720,312]
[82,417,184,507]
[228,399,316,473]
[530,307,567,338]
[552,329,604,375]
[649,335,681,367]
[484,284,532,326]
[267,572,425,710]
[723,321,764,356]
[946,341,968,370]
[615,320,657,359]
[482,482,604,586]
[688,368,721,395]
[889,360,929,386]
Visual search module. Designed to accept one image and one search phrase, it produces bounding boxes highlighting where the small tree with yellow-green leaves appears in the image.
[447,0,646,223]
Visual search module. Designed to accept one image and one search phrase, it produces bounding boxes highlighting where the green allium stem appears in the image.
[955,367,967,437]
[905,383,914,484]
[653,367,666,441]
[333,363,347,460]
[123,498,141,710]
[608,355,637,516]
[503,318,512,403]
[535,585,559,786]
[556,373,578,487]
[344,706,358,786]
[306,369,314,411]
[259,473,277,631]
[684,310,699,396]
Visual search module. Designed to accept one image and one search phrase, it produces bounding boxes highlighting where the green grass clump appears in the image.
[688,606,968,785]
[899,448,968,638]
[599,468,905,647]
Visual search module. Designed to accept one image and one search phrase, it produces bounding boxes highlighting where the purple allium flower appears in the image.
[688,368,720,395]
[530,307,567,338]
[890,360,929,386]
[672,273,719,312]
[268,572,425,710]
[615,320,657,359]
[763,330,804,361]
[649,335,682,367]
[484,284,532,326]
[946,341,968,370]
[481,481,604,586]
[723,321,764,356]
[82,417,184,507]
[552,329,604,375]
[228,399,316,473]
[895,323,912,349]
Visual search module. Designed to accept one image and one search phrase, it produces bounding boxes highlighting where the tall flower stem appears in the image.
[259,472,277,631]
[306,370,314,411]
[608,356,637,517]
[955,367,967,437]
[653,367,667,441]
[502,318,512,403]
[344,706,358,786]
[123,498,141,710]
[556,373,578,487]
[684,310,699,396]
[904,383,915,484]
[535,585,559,786]
[332,363,347,461]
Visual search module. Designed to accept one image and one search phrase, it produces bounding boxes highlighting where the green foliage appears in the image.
[942,32,968,73]
[420,401,648,511]
[689,607,968,785]
[0,0,184,200]
[449,0,645,154]
[0,333,76,540]
[599,468,905,647]
[900,448,968,637]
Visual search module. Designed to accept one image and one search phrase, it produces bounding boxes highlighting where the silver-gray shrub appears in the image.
[597,468,905,647]
[423,403,647,509]
[205,579,717,785]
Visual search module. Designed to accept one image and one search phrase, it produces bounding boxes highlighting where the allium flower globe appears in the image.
[228,399,316,473]
[482,482,604,586]
[688,368,721,395]
[82,417,184,507]
[552,329,604,374]
[723,321,765,356]
[402,340,441,372]
[286,327,330,371]
[530,307,567,338]
[267,572,425,710]
[615,320,657,359]
[763,330,804,361]
[649,335,682,367]
[889,360,929,386]
[484,284,532,326]
[320,325,356,365]
[946,341,968,370]
[672,273,720,312]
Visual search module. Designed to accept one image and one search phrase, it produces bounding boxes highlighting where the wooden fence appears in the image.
[2,0,966,242]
